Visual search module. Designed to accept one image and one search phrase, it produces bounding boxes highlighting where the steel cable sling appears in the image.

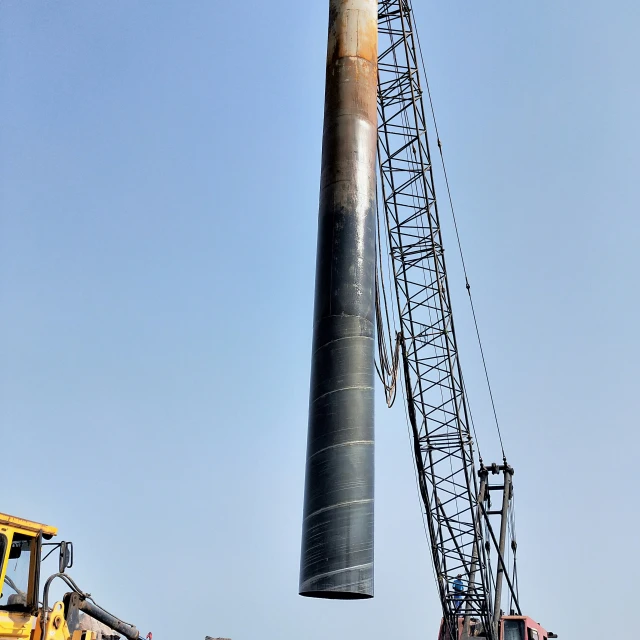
[376,0,495,636]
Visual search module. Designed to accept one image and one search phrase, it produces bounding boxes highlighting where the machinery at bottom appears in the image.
[438,616,555,640]
[0,511,146,640]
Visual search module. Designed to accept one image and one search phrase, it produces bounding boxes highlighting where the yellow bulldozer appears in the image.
[0,511,145,640]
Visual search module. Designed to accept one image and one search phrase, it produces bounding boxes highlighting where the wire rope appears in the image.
[412,19,506,459]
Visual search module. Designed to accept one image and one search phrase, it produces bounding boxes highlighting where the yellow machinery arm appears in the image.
[0,511,143,640]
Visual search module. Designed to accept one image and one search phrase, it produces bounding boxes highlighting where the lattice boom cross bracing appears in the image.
[377,0,494,634]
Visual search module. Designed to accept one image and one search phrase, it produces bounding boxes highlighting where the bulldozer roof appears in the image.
[0,512,57,537]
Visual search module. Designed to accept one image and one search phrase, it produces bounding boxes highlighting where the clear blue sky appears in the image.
[1,1,638,638]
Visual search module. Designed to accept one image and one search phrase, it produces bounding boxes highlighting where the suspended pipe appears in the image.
[299,0,378,599]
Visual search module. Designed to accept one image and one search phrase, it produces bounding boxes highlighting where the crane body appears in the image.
[300,0,558,638]
[440,616,553,640]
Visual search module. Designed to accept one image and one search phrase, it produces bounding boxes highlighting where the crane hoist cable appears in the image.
[375,204,402,408]
[413,21,506,459]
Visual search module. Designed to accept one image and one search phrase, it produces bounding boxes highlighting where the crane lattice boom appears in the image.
[377,1,494,636]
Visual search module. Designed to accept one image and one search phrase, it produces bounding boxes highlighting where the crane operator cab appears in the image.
[501,616,557,640]
[438,615,558,640]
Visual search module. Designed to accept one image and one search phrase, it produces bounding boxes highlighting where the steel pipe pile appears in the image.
[299,0,378,600]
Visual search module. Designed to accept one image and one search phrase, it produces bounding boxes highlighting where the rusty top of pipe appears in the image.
[327,0,377,66]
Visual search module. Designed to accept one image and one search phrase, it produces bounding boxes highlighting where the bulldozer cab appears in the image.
[0,512,56,614]
[0,511,139,640]
[0,512,57,638]
[1,533,36,611]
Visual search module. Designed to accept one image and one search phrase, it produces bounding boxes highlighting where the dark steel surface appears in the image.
[299,0,378,600]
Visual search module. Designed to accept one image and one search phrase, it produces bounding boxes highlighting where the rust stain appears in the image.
[356,10,377,63]
[326,0,377,67]
[323,58,377,125]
